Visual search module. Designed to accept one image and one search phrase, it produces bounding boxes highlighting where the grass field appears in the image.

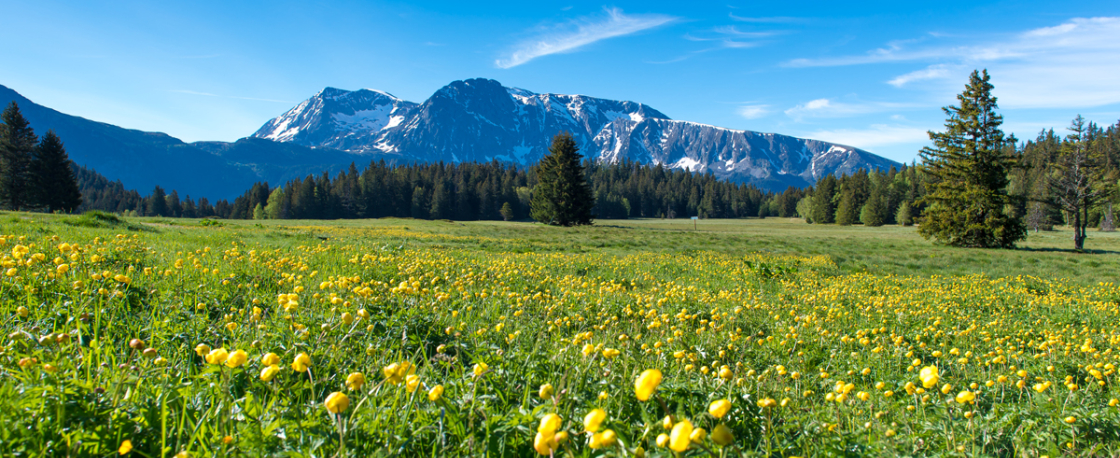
[1,212,1118,457]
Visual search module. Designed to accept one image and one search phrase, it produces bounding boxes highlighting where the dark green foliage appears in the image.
[0,102,37,210]
[810,175,838,224]
[918,70,1026,248]
[530,132,595,226]
[31,130,83,212]
[1041,115,1116,250]
[146,186,169,217]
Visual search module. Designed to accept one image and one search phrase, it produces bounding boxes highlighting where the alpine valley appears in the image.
[2,79,899,200]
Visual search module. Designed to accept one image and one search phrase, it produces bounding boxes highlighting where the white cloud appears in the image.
[807,124,930,149]
[887,64,952,87]
[785,17,1120,108]
[784,98,913,120]
[495,8,676,69]
[737,105,769,119]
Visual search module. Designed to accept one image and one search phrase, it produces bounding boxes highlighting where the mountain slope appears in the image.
[252,78,899,190]
[0,85,356,199]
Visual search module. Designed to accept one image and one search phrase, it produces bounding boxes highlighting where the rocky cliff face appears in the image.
[253,78,899,190]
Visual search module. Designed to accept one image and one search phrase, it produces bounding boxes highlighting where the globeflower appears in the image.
[539,383,554,400]
[428,384,444,401]
[405,374,421,393]
[346,372,365,391]
[261,353,281,366]
[539,413,562,435]
[194,344,211,357]
[225,350,248,368]
[709,399,731,418]
[919,365,939,389]
[669,419,693,452]
[292,353,311,372]
[473,362,489,378]
[324,391,349,414]
[634,369,663,401]
[711,423,734,446]
[584,408,607,432]
[260,365,280,382]
[955,390,976,404]
[205,348,229,365]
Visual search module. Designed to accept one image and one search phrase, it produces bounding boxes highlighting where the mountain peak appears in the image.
[250,78,899,190]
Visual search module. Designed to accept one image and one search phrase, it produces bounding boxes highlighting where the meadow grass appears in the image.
[0,212,1117,457]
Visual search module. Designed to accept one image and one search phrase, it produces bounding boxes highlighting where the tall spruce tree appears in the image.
[31,130,83,212]
[918,70,1025,248]
[0,102,37,210]
[1046,115,1113,250]
[530,132,595,226]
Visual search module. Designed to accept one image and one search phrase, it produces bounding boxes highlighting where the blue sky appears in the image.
[2,0,1118,163]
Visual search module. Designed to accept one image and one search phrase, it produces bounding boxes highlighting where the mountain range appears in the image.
[1,80,899,200]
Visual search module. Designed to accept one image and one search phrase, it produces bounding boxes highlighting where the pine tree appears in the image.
[0,102,37,210]
[530,132,595,226]
[918,70,1025,248]
[1046,115,1113,250]
[30,130,83,212]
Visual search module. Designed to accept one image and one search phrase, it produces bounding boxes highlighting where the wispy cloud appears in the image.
[785,17,1120,108]
[170,90,292,104]
[495,7,676,69]
[887,64,952,87]
[784,98,915,120]
[806,124,930,149]
[737,104,770,119]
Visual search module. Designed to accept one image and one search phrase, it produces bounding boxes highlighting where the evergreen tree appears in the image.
[0,102,37,210]
[146,186,169,216]
[1046,115,1114,250]
[918,70,1025,248]
[31,130,82,212]
[530,132,595,226]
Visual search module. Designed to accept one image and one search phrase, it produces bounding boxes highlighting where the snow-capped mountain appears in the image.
[252,78,898,190]
[254,87,418,151]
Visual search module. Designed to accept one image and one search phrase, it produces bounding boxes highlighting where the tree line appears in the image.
[70,153,788,221]
[0,102,82,212]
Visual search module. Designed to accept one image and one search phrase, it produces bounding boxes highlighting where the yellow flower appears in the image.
[711,423,734,446]
[919,365,939,389]
[955,390,976,404]
[225,350,248,368]
[538,383,554,400]
[346,372,365,391]
[205,348,229,365]
[194,344,211,357]
[292,353,311,372]
[1110,398,1119,407]
[324,391,349,414]
[428,384,444,401]
[940,384,953,395]
[533,432,557,455]
[656,433,670,448]
[260,365,280,382]
[405,374,421,393]
[689,427,707,443]
[708,399,731,418]
[601,430,617,446]
[538,413,562,435]
[119,439,133,454]
[669,419,693,452]
[584,408,607,432]
[261,353,281,366]
[588,432,605,449]
[1064,416,1076,424]
[473,362,489,377]
[756,397,778,408]
[634,369,663,401]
